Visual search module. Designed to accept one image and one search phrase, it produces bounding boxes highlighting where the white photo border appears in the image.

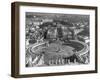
[19,5,96,75]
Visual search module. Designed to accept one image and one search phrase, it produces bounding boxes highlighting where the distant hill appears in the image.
[26,12,89,23]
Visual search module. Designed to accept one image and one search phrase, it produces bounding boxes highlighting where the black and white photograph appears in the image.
[25,12,90,67]
[11,2,97,77]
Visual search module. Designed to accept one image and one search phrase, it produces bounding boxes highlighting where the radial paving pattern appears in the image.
[26,40,89,66]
